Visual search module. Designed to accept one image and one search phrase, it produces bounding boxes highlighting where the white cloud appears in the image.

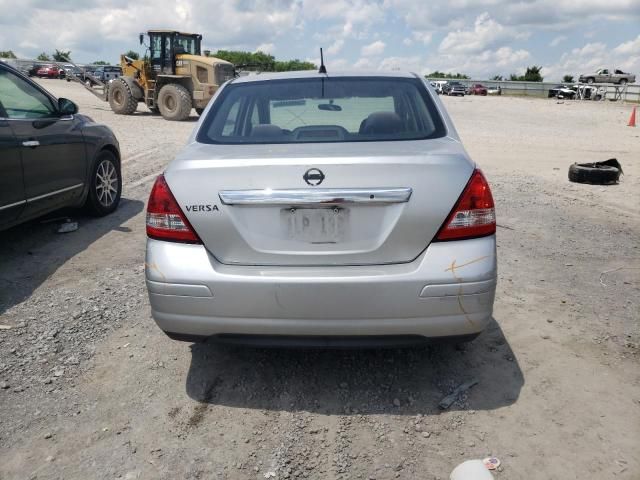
[256,43,275,53]
[613,34,640,55]
[327,39,345,55]
[385,0,640,30]
[0,0,303,62]
[549,35,567,47]
[544,37,640,81]
[439,13,528,54]
[361,40,386,57]
[430,46,531,78]
[378,55,426,74]
[412,31,433,45]
[353,57,375,69]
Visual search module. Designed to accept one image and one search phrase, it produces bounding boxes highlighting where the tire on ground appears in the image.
[568,162,621,185]
[158,83,192,121]
[108,78,138,115]
[84,150,122,216]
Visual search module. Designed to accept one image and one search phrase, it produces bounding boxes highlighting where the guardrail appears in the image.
[427,78,640,103]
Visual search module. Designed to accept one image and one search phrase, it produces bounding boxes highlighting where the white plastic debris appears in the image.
[450,460,494,480]
[57,221,78,233]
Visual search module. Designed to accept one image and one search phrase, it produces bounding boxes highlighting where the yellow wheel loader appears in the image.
[108,30,234,120]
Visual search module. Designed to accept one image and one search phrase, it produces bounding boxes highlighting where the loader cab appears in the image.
[146,30,202,75]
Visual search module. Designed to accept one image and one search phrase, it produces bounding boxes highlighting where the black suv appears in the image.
[443,81,466,96]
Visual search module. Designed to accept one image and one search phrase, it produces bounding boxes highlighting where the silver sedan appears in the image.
[144,71,497,347]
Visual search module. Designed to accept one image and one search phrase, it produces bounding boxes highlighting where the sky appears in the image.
[1,0,640,81]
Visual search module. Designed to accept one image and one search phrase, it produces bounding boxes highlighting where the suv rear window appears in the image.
[198,76,446,144]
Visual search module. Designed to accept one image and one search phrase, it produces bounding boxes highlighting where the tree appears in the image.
[124,50,139,60]
[207,50,316,72]
[509,66,544,82]
[426,71,470,79]
[0,50,17,59]
[523,66,543,82]
[562,74,574,83]
[274,59,316,72]
[491,75,503,81]
[36,52,51,61]
[52,49,71,62]
[92,60,109,65]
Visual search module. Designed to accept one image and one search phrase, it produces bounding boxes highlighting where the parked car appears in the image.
[468,84,488,95]
[443,81,466,96]
[78,65,100,85]
[27,64,42,77]
[574,85,604,101]
[548,85,576,99]
[487,86,502,95]
[36,64,64,79]
[62,64,81,81]
[0,63,122,231]
[144,71,497,346]
[578,68,635,85]
[431,80,447,95]
[94,65,122,83]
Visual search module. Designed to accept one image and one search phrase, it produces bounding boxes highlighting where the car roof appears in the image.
[231,70,419,84]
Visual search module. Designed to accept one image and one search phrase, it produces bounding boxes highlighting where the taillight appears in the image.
[435,169,496,241]
[146,175,201,244]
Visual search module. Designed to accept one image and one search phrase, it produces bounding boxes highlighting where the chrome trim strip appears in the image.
[219,187,412,206]
[26,183,84,203]
[0,199,27,211]
[0,115,73,122]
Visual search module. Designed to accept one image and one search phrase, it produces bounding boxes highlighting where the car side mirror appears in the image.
[58,98,78,115]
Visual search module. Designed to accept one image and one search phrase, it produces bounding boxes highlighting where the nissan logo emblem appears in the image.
[303,168,325,186]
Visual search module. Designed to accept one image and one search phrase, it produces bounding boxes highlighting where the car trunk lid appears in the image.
[166,139,473,266]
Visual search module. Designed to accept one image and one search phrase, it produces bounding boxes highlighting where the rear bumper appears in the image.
[145,236,497,342]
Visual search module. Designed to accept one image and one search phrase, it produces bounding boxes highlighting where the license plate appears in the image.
[282,208,348,243]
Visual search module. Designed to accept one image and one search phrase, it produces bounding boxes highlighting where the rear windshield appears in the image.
[197,76,446,144]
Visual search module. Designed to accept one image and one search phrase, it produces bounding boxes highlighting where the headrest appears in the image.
[250,124,282,137]
[359,111,403,135]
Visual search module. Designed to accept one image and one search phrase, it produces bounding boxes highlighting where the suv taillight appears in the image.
[146,175,201,244]
[435,169,496,241]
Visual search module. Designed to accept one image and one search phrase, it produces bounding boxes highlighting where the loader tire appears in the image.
[109,78,138,115]
[568,161,621,185]
[158,84,192,121]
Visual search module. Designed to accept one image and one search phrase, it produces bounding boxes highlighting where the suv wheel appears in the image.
[85,150,122,216]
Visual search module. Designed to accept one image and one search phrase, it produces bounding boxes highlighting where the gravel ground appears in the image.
[1,80,638,480]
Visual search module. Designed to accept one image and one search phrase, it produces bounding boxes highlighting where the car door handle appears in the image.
[22,140,40,148]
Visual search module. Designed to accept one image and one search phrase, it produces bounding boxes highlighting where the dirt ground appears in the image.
[1,80,638,480]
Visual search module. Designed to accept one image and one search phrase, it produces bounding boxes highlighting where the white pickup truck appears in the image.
[578,68,635,85]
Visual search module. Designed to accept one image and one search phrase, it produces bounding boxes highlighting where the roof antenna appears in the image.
[318,48,327,74]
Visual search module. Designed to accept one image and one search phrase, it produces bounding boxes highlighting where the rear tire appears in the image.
[586,77,595,84]
[84,150,122,216]
[158,83,192,121]
[619,79,628,85]
[109,78,138,115]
